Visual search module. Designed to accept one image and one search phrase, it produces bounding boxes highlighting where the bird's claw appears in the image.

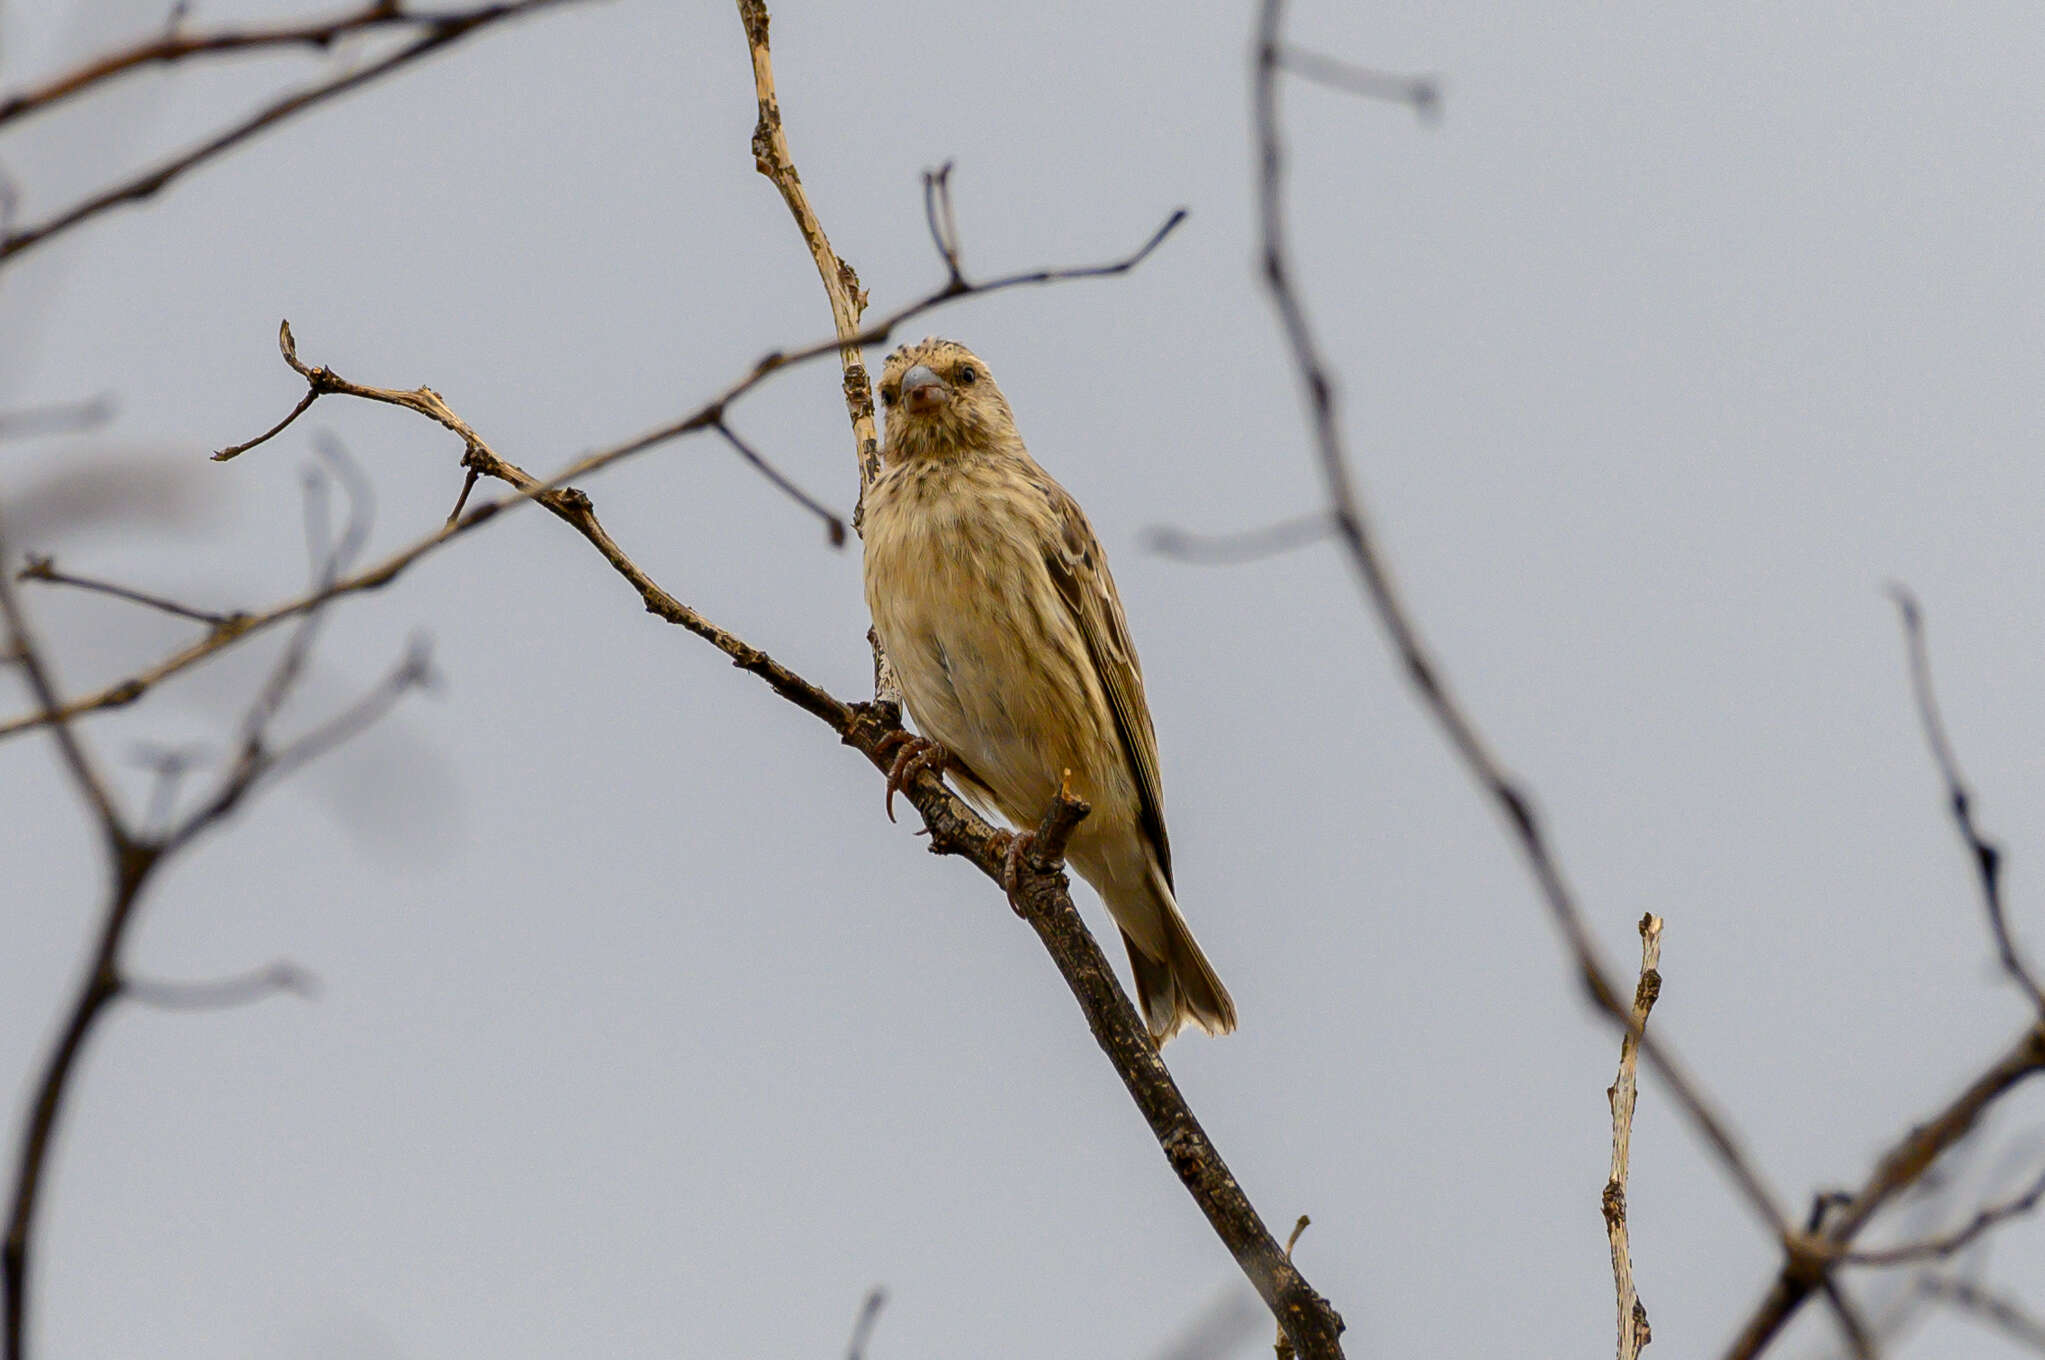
[990,828,1038,915]
[876,732,948,823]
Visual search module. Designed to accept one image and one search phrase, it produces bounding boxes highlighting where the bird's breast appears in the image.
[862,462,1123,824]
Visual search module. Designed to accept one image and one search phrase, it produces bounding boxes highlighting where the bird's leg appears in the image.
[987,828,1038,915]
[876,731,949,824]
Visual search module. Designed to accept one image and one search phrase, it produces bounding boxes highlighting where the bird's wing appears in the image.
[1037,474,1173,889]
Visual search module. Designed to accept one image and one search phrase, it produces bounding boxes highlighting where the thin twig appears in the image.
[123,961,320,1011]
[923,161,965,284]
[0,0,590,266]
[18,554,240,628]
[842,1287,886,1360]
[1143,512,1334,565]
[1,518,421,1360]
[1250,0,1789,1242]
[1918,1277,2045,1354]
[1606,914,1663,1360]
[1274,44,1441,121]
[1722,1025,2045,1359]
[1887,585,2045,1014]
[0,538,128,845]
[0,209,1184,744]
[1820,1279,1878,1360]
[712,421,847,546]
[0,395,116,440]
[1837,1162,2045,1266]
[0,1,541,128]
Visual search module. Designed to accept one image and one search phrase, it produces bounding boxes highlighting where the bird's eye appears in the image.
[880,386,898,406]
[955,364,978,385]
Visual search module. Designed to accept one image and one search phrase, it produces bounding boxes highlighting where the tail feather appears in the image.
[1122,905,1237,1046]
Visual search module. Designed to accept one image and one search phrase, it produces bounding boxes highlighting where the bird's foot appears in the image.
[876,732,948,823]
[988,828,1038,915]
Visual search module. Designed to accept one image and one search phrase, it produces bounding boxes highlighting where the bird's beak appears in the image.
[901,364,949,415]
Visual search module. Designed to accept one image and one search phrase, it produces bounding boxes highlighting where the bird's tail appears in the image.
[1121,873,1237,1046]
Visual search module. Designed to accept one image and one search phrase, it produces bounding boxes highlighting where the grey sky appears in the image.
[6,2,2045,1357]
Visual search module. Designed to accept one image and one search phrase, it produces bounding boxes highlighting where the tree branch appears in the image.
[1887,585,2045,1015]
[0,0,590,266]
[1250,0,1789,1242]
[1606,914,1663,1360]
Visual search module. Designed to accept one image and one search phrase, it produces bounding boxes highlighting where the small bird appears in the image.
[861,337,1236,1044]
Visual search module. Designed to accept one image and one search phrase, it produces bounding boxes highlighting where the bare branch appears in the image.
[1723,1025,2045,1359]
[1606,914,1663,1360]
[1274,44,1441,121]
[1820,1280,1878,1360]
[0,0,591,266]
[0,203,1183,744]
[124,960,320,1011]
[1144,512,1334,565]
[1887,585,2045,1014]
[842,1287,886,1360]
[1838,1162,2045,1266]
[0,534,128,846]
[1251,0,1788,1242]
[1918,1277,2045,1354]
[712,421,847,547]
[18,554,242,628]
[0,1,554,129]
[0,395,116,440]
[923,161,966,285]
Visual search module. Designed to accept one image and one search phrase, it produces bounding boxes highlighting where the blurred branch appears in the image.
[1606,914,1663,1360]
[1,204,1180,741]
[1723,1025,2045,1359]
[0,471,422,1360]
[842,1287,886,1360]
[0,0,590,267]
[1273,44,1440,121]
[124,960,319,1011]
[1250,0,1790,1245]
[0,0,544,128]
[712,420,846,546]
[19,553,242,628]
[1918,1277,2045,1353]
[0,395,114,440]
[1144,512,1334,566]
[1839,1163,2045,1267]
[1887,586,2045,1015]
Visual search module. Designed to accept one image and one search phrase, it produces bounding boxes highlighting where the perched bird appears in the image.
[861,337,1236,1044]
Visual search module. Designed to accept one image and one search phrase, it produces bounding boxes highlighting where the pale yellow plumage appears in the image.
[861,338,1235,1044]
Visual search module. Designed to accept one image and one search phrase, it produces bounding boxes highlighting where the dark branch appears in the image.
[1918,1277,2045,1354]
[124,961,320,1011]
[0,0,590,266]
[0,395,116,440]
[1838,1162,2045,1266]
[1887,585,2045,1014]
[842,1287,886,1360]
[1274,44,1441,121]
[1144,512,1334,565]
[1251,0,1786,1240]
[0,1,561,129]
[18,554,241,629]
[713,421,847,547]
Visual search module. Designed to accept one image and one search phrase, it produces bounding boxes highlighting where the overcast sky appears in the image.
[6,2,2045,1358]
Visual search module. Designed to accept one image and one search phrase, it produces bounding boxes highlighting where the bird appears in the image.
[860,337,1236,1045]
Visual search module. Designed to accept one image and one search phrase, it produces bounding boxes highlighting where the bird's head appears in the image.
[877,338,1016,463]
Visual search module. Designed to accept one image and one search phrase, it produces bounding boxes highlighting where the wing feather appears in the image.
[1037,477,1173,888]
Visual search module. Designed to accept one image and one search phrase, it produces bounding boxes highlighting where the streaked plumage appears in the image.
[861,338,1235,1044]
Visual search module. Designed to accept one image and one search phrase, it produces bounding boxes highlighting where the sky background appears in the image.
[5,2,2045,1357]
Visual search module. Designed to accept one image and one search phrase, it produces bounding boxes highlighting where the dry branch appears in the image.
[1250,0,1789,1245]
[0,474,424,1360]
[1606,915,1663,1360]
[0,0,589,266]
